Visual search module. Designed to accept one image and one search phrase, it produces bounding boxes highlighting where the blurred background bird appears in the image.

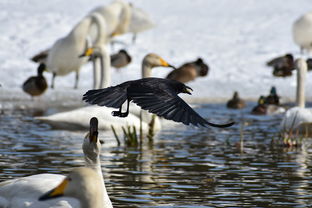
[22,63,48,98]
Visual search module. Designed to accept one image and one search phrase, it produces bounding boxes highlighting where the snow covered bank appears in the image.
[1,0,312,105]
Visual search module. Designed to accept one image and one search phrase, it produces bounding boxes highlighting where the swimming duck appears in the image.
[264,86,280,105]
[166,58,209,83]
[22,63,48,97]
[226,91,246,109]
[251,96,267,115]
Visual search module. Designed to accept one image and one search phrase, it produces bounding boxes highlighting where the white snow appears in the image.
[1,0,312,106]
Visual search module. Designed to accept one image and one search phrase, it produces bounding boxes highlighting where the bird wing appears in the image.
[82,84,129,108]
[128,86,234,128]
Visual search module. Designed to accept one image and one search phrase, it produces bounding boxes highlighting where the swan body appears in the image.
[90,0,131,37]
[0,118,113,208]
[293,11,312,53]
[39,167,106,208]
[36,105,154,131]
[280,58,312,136]
[46,12,106,89]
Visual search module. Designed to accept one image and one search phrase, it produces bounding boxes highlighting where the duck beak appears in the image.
[79,48,94,58]
[89,117,98,143]
[39,178,68,201]
[184,86,193,95]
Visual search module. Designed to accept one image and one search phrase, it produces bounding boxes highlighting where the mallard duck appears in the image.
[166,58,209,83]
[226,91,246,109]
[110,49,132,69]
[267,53,294,77]
[264,86,280,105]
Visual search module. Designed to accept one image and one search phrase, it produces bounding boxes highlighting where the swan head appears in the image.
[83,117,101,161]
[143,53,175,69]
[39,167,103,203]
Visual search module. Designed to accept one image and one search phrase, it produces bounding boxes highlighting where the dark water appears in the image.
[1,102,312,208]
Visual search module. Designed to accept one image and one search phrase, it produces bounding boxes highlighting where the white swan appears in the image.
[36,53,175,131]
[90,0,132,38]
[280,58,312,136]
[46,12,107,89]
[39,167,107,208]
[128,5,155,43]
[0,117,113,208]
[293,11,312,53]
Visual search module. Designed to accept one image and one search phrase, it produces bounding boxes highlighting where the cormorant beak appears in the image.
[39,178,68,200]
[184,86,193,95]
[79,48,94,58]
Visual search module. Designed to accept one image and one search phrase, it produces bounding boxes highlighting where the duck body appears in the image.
[22,63,48,97]
[111,49,131,69]
[267,54,294,77]
[226,92,246,109]
[166,58,209,83]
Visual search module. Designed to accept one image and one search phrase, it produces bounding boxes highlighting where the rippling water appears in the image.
[1,102,312,207]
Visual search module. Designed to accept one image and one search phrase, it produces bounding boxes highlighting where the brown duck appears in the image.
[166,58,209,83]
[22,63,48,97]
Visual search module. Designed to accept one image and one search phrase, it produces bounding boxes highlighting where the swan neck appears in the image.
[101,48,111,88]
[296,61,307,108]
[70,18,92,40]
[142,63,152,78]
[91,13,106,46]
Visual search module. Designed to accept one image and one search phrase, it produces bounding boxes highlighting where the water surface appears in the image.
[1,102,312,207]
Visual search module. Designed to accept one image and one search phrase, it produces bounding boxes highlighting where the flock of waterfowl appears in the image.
[2,1,312,207]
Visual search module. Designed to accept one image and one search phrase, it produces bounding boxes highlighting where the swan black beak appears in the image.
[89,117,98,143]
